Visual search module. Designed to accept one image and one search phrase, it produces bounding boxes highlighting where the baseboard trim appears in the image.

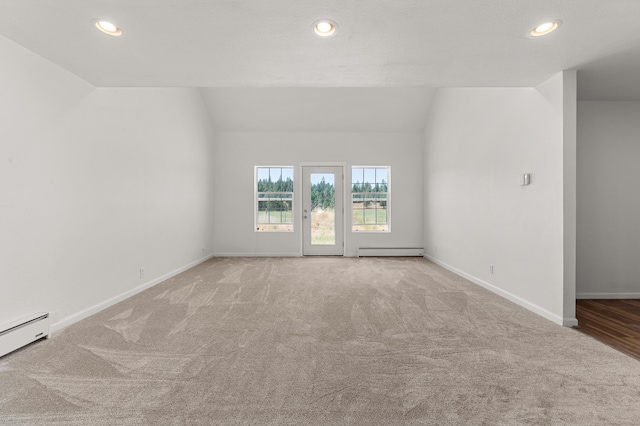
[358,247,424,257]
[212,252,302,257]
[576,292,640,299]
[424,255,566,326]
[50,254,216,334]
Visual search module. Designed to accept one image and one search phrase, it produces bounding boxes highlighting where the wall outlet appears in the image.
[140,267,145,278]
[202,247,206,254]
[489,264,494,274]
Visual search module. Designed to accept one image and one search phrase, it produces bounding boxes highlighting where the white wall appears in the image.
[0,35,216,331]
[213,132,423,257]
[201,87,435,132]
[423,71,577,325]
[577,101,640,298]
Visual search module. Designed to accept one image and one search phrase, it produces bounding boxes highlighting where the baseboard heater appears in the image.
[357,247,424,257]
[0,312,50,358]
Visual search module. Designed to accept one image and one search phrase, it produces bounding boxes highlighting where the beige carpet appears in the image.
[1,257,640,425]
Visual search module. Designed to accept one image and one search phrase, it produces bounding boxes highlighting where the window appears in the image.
[351,166,389,232]
[255,166,294,231]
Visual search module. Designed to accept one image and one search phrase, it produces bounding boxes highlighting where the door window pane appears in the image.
[310,173,335,245]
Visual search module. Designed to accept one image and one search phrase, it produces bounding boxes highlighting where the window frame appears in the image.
[254,166,295,232]
[351,165,391,233]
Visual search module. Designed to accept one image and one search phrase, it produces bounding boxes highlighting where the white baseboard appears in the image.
[358,247,424,257]
[50,254,216,334]
[576,292,640,299]
[212,252,302,257]
[424,255,569,327]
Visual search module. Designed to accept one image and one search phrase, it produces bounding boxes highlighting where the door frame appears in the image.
[299,162,347,256]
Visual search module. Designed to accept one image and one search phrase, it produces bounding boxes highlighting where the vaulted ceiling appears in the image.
[1,1,639,121]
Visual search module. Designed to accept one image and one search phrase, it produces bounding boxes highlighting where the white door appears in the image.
[302,166,344,256]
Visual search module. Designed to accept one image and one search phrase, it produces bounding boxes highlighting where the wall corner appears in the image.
[562,70,578,323]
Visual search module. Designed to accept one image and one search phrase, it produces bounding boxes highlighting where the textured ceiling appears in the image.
[1,0,640,99]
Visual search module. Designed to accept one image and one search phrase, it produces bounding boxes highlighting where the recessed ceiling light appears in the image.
[313,19,338,38]
[94,20,122,37]
[530,20,560,37]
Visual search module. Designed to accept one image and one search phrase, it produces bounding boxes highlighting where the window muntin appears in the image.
[256,166,294,231]
[351,166,389,232]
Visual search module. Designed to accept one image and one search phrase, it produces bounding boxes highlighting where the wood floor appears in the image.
[575,299,640,360]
